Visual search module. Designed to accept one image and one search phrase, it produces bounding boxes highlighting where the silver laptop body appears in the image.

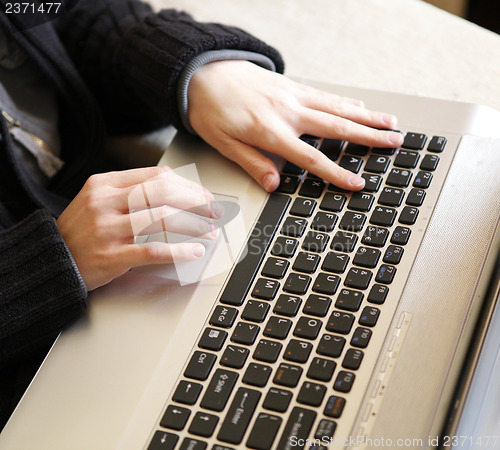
[1,82,499,450]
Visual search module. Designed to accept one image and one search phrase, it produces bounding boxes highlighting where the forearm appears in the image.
[0,209,87,366]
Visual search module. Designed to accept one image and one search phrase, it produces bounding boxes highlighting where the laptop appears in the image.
[1,81,499,450]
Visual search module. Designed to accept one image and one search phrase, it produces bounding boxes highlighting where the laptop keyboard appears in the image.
[148,132,448,450]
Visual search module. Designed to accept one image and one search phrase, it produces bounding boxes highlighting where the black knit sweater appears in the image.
[0,0,284,429]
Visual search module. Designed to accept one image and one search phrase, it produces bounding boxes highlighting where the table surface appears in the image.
[151,0,500,112]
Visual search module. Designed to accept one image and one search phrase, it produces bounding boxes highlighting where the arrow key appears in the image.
[188,412,219,438]
[160,405,191,430]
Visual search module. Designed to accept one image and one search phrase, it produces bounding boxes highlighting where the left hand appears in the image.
[188,60,404,192]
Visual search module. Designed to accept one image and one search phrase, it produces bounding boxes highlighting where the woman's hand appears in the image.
[57,167,219,291]
[188,60,404,191]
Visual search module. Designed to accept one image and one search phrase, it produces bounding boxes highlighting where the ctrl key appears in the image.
[148,431,179,450]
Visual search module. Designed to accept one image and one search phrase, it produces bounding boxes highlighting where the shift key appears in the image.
[200,369,238,412]
[217,387,261,444]
[276,407,316,450]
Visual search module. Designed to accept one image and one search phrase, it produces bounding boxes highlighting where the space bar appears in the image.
[219,193,290,306]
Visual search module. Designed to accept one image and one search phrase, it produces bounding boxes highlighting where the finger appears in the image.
[129,206,219,239]
[92,166,173,188]
[124,241,206,267]
[300,108,404,148]
[216,138,281,192]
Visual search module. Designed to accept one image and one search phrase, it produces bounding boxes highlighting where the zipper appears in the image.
[1,110,64,177]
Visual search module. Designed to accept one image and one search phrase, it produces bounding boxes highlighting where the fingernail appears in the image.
[193,244,205,258]
[382,114,398,128]
[211,201,224,219]
[348,174,365,189]
[263,174,278,192]
[388,131,404,146]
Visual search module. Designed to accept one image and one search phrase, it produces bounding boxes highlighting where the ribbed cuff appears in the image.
[177,50,277,134]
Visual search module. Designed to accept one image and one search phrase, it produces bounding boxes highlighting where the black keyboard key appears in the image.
[297,381,327,406]
[243,363,272,387]
[272,237,299,258]
[302,231,329,253]
[189,412,219,438]
[221,345,249,369]
[339,211,366,232]
[179,439,207,450]
[284,339,313,363]
[172,380,203,405]
[201,369,238,411]
[383,245,404,265]
[378,187,405,207]
[326,310,355,334]
[324,396,346,419]
[375,264,397,284]
[402,132,427,150]
[342,348,364,370]
[290,197,316,217]
[242,300,270,323]
[276,175,300,194]
[209,306,238,328]
[420,154,439,171]
[161,405,191,430]
[372,146,396,156]
[353,246,381,268]
[307,357,336,382]
[319,192,346,212]
[283,161,305,175]
[322,252,349,274]
[184,351,217,381]
[299,178,326,198]
[247,413,282,450]
[413,171,433,189]
[351,327,372,348]
[281,217,307,238]
[199,328,227,351]
[394,150,419,169]
[391,226,411,245]
[348,192,374,212]
[361,173,383,193]
[427,136,447,153]
[273,363,302,387]
[335,288,364,312]
[148,431,178,450]
[346,143,370,156]
[231,322,260,345]
[293,252,321,274]
[276,407,316,450]
[312,273,340,295]
[283,273,311,295]
[220,193,290,306]
[252,278,280,300]
[293,317,322,340]
[311,212,338,232]
[362,225,389,247]
[320,138,344,161]
[406,188,426,206]
[330,231,357,253]
[303,294,331,317]
[315,419,337,441]
[264,316,292,340]
[333,371,356,393]
[359,306,380,327]
[368,284,389,304]
[370,206,397,227]
[263,387,293,412]
[273,294,302,317]
[339,155,363,173]
[364,155,390,173]
[254,339,282,363]
[344,267,373,290]
[218,388,261,444]
[386,168,412,188]
[300,134,320,148]
[262,257,289,279]
[317,334,345,358]
[399,206,419,225]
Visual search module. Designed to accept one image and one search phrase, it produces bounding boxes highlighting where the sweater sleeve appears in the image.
[56,0,284,134]
[0,209,87,367]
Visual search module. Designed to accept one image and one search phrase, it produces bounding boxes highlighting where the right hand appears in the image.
[56,166,220,291]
